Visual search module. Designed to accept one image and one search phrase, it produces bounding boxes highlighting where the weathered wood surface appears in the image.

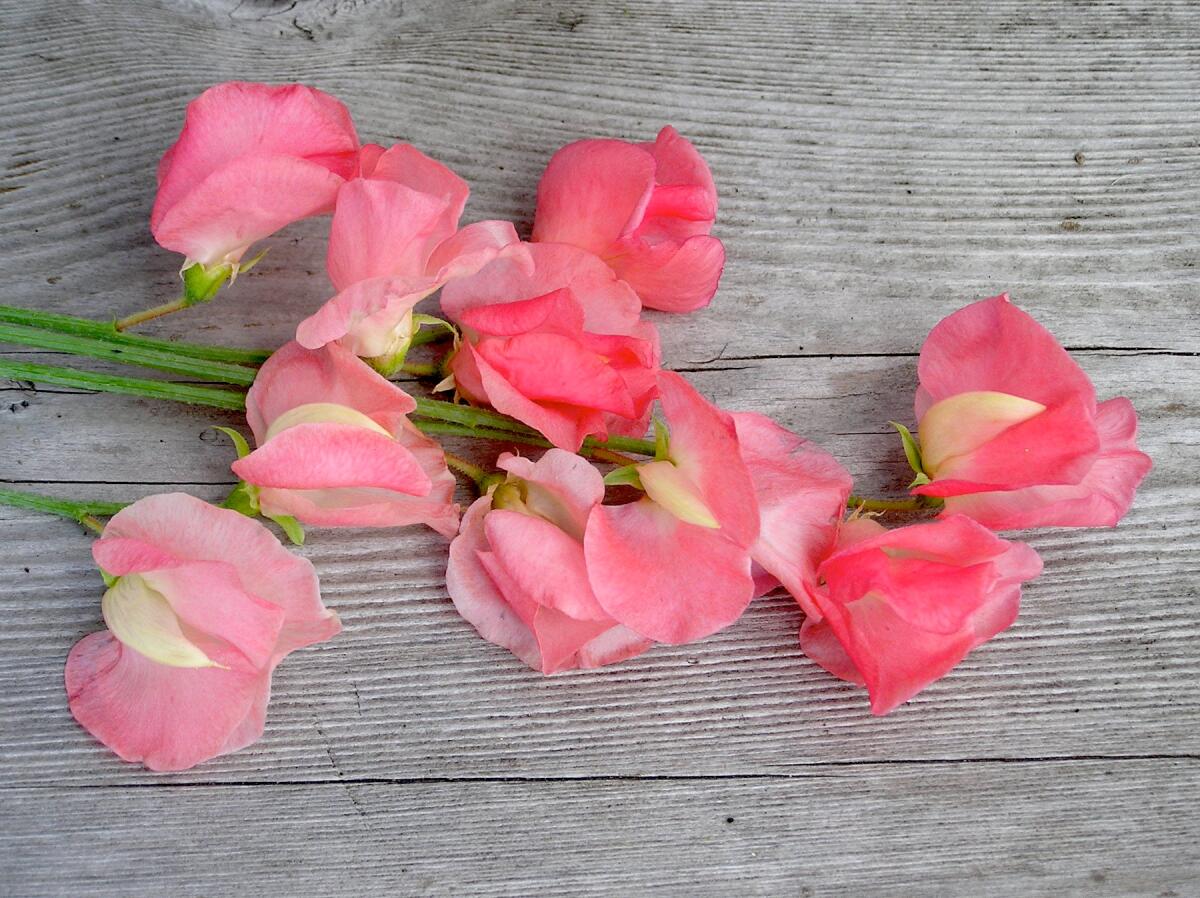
[1,0,1198,895]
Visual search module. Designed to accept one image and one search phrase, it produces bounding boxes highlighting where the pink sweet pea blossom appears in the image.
[447,450,652,673]
[152,82,360,273]
[912,294,1151,528]
[799,515,1043,715]
[65,493,340,771]
[584,372,759,644]
[231,341,458,534]
[296,143,517,368]
[532,126,725,312]
[441,242,661,451]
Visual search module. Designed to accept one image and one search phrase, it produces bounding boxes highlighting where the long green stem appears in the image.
[113,297,191,331]
[848,494,941,513]
[443,452,488,487]
[0,305,270,364]
[0,359,246,410]
[0,323,257,386]
[0,486,127,527]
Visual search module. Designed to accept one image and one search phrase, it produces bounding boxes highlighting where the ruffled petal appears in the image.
[942,397,1153,528]
[657,372,759,547]
[732,412,853,618]
[152,155,346,266]
[532,139,656,253]
[585,499,754,644]
[916,294,1097,416]
[608,234,725,313]
[66,631,269,772]
[245,341,418,440]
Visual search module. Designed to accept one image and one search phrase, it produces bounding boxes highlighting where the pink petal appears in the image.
[456,288,581,337]
[452,343,607,451]
[484,510,608,621]
[731,412,853,618]
[152,155,347,266]
[153,82,359,230]
[532,139,656,253]
[446,498,543,671]
[326,178,458,289]
[657,372,759,548]
[585,499,754,644]
[915,395,1101,496]
[245,341,417,441]
[942,397,1153,528]
[496,449,605,538]
[361,142,469,227]
[426,220,520,280]
[916,294,1097,418]
[234,423,431,495]
[94,494,336,658]
[608,234,725,313]
[295,274,440,356]
[474,333,638,418]
[574,626,654,669]
[442,242,642,335]
[66,631,269,772]
[141,561,286,671]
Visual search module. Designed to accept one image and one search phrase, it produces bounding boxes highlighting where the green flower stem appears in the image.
[0,486,127,529]
[399,360,441,378]
[0,322,257,386]
[0,305,270,364]
[847,494,942,513]
[113,297,192,331]
[410,398,656,456]
[443,452,488,488]
[0,359,247,410]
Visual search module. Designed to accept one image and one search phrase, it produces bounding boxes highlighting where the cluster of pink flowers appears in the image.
[44,83,1151,769]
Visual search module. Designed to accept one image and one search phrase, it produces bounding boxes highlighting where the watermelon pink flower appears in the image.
[65,493,340,771]
[295,144,517,370]
[912,294,1151,529]
[447,450,652,673]
[151,82,360,282]
[231,341,458,535]
[799,515,1043,715]
[532,126,725,312]
[441,242,661,451]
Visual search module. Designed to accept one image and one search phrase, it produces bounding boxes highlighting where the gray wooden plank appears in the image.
[0,0,1196,365]
[2,759,1197,897]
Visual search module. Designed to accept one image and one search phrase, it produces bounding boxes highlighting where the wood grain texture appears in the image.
[1,0,1198,895]
[3,760,1198,897]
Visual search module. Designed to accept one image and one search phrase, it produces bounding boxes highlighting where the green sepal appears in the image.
[908,472,932,489]
[653,414,670,461]
[603,464,645,490]
[413,313,459,343]
[236,248,269,276]
[364,340,412,378]
[212,426,252,459]
[266,513,305,546]
[181,262,234,306]
[99,569,119,589]
[220,481,260,517]
[889,421,927,478]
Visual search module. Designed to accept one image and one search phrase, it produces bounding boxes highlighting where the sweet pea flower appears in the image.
[152,82,360,298]
[296,143,518,371]
[447,450,652,673]
[799,515,1043,715]
[231,341,458,535]
[441,241,661,451]
[532,126,725,312]
[584,372,759,644]
[911,294,1151,529]
[65,493,340,771]
[731,412,855,613]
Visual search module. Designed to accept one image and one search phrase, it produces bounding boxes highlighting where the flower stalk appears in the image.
[0,486,127,529]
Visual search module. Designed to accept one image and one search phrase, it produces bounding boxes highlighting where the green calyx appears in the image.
[213,427,305,545]
[890,421,931,488]
[182,262,235,306]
